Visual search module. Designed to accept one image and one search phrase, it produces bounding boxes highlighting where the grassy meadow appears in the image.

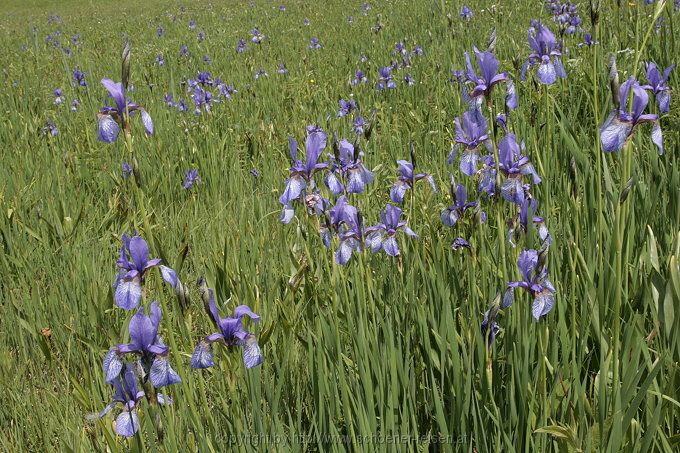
[1,0,679,451]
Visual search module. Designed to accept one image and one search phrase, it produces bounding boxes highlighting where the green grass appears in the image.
[1,0,679,451]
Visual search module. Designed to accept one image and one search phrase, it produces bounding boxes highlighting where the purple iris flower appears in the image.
[157,25,164,37]
[324,139,374,195]
[103,301,181,388]
[155,54,165,66]
[203,54,212,65]
[254,68,269,79]
[112,234,177,310]
[362,2,371,15]
[463,48,518,110]
[481,310,500,348]
[390,159,436,203]
[497,134,541,204]
[447,107,492,175]
[122,162,133,178]
[183,169,200,189]
[351,69,368,85]
[309,37,322,49]
[330,196,365,264]
[352,116,366,135]
[521,22,566,85]
[190,87,214,114]
[460,6,473,21]
[197,30,206,42]
[504,249,555,321]
[70,99,79,112]
[97,78,153,143]
[217,82,236,98]
[377,67,396,91]
[495,113,508,131]
[179,45,189,58]
[405,73,415,86]
[643,62,674,113]
[72,68,87,87]
[96,364,149,437]
[508,197,551,247]
[191,286,262,369]
[365,204,418,257]
[279,126,329,223]
[600,76,663,154]
[277,63,288,74]
[53,88,64,105]
[236,38,247,53]
[304,18,310,26]
[452,237,471,250]
[441,182,477,227]
[42,120,58,137]
[251,27,265,44]
[576,33,596,47]
[337,99,357,117]
[188,19,197,30]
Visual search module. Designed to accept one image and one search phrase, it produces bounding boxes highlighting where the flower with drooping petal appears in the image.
[309,38,322,49]
[390,159,436,203]
[521,22,566,85]
[337,99,357,117]
[576,33,596,47]
[642,62,674,113]
[103,301,181,388]
[236,38,247,53]
[191,284,262,369]
[112,234,177,310]
[183,169,200,189]
[452,237,471,250]
[96,364,146,437]
[441,181,477,227]
[324,138,374,195]
[72,68,87,87]
[508,197,551,248]
[377,67,396,91]
[53,88,65,105]
[279,126,329,223]
[498,134,541,205]
[352,116,366,135]
[251,27,265,44]
[460,6,473,21]
[277,63,288,74]
[97,78,153,143]
[330,196,365,264]
[601,76,663,154]
[448,107,492,175]
[504,249,555,320]
[365,204,418,257]
[481,310,500,348]
[351,69,368,86]
[463,48,518,109]
[122,162,133,179]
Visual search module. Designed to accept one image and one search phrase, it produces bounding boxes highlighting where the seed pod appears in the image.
[608,54,620,110]
[121,39,131,91]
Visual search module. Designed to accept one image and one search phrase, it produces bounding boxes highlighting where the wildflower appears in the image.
[254,68,269,79]
[279,5,286,11]
[203,54,212,65]
[97,78,153,142]
[309,38,322,49]
[122,162,133,178]
[452,237,471,250]
[277,63,288,74]
[576,33,596,47]
[643,62,674,113]
[53,88,65,105]
[250,169,261,177]
[601,76,663,154]
[448,107,492,176]
[156,25,164,37]
[508,197,551,247]
[188,19,197,30]
[112,234,176,310]
[365,204,418,256]
[251,27,265,44]
[179,45,189,58]
[351,69,368,85]
[324,138,374,194]
[103,301,181,388]
[352,116,366,135]
[155,54,165,66]
[441,181,477,227]
[42,120,58,137]
[191,283,262,369]
[405,73,415,86]
[390,159,436,203]
[480,310,500,348]
[303,18,310,26]
[72,68,87,87]
[377,66,396,90]
[497,134,541,204]
[96,364,147,437]
[236,39,247,53]
[183,169,200,189]
[70,99,79,112]
[521,22,566,85]
[460,5,473,21]
[190,87,213,114]
[463,48,518,109]
[504,249,555,320]
[197,30,205,42]
[279,126,329,223]
[337,99,357,117]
